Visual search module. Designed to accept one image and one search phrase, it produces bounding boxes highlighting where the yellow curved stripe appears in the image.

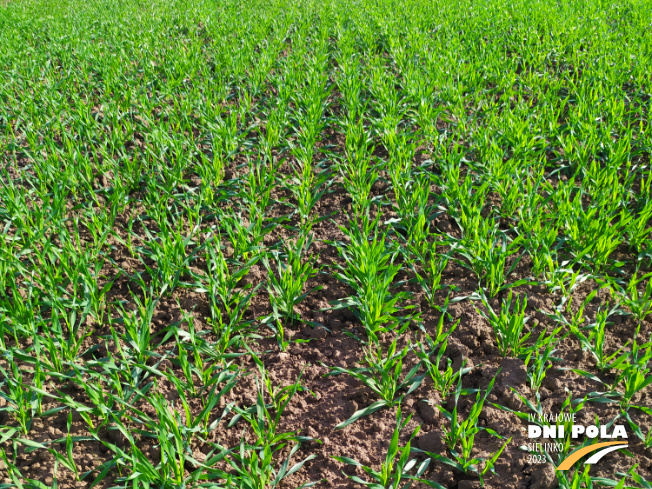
[557,441,628,471]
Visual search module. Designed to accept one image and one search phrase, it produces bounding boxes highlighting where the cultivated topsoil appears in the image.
[3,167,651,489]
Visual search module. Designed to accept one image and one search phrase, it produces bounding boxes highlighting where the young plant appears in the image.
[414,304,467,397]
[496,390,588,460]
[330,215,413,344]
[619,465,652,488]
[520,216,559,279]
[0,448,26,488]
[333,406,436,489]
[626,198,652,254]
[164,314,237,397]
[152,393,192,485]
[222,350,319,488]
[556,464,592,489]
[560,189,630,270]
[285,159,332,227]
[217,436,320,489]
[285,54,332,227]
[417,374,510,483]
[406,232,449,308]
[41,302,93,370]
[611,329,652,409]
[570,301,629,371]
[622,409,652,449]
[449,185,523,297]
[329,334,425,429]
[547,285,593,337]
[241,158,277,221]
[201,240,260,354]
[610,271,652,324]
[339,116,379,215]
[108,396,204,489]
[263,233,321,350]
[134,215,201,295]
[59,410,81,480]
[113,287,158,365]
[476,291,531,357]
[220,209,267,262]
[157,337,240,439]
[0,351,36,434]
[523,327,564,392]
[390,169,432,245]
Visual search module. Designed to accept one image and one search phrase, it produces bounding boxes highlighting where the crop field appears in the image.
[1,0,652,487]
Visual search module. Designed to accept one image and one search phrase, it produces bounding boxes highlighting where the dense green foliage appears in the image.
[1,0,651,486]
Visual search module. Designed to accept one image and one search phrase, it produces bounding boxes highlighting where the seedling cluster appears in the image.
[0,0,651,487]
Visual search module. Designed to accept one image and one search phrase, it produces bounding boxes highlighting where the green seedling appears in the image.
[200,241,260,354]
[547,286,592,336]
[168,364,238,440]
[113,287,158,365]
[626,198,652,254]
[134,216,202,295]
[19,410,85,480]
[285,159,332,227]
[328,335,425,429]
[0,447,25,488]
[263,232,321,350]
[339,116,379,215]
[220,209,269,262]
[523,327,564,392]
[448,181,524,297]
[390,169,433,245]
[406,232,449,308]
[519,212,559,279]
[330,215,413,344]
[414,305,466,397]
[622,409,652,449]
[556,464,592,489]
[333,406,438,489]
[609,271,652,324]
[416,374,510,483]
[61,410,80,479]
[242,158,277,219]
[151,393,192,485]
[106,396,204,489]
[618,464,652,488]
[558,184,631,270]
[222,349,319,488]
[552,289,636,373]
[476,290,531,357]
[611,330,652,409]
[571,300,629,371]
[0,351,36,434]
